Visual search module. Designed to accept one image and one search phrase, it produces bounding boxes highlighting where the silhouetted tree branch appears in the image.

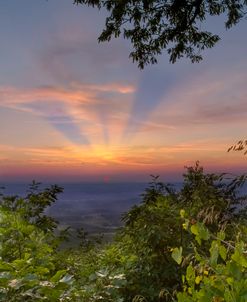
[74,0,247,68]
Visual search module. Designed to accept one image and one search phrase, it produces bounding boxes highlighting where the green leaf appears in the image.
[198,223,210,241]
[219,245,227,261]
[191,224,199,236]
[227,261,242,280]
[217,230,225,241]
[171,247,183,265]
[0,262,13,272]
[50,270,67,283]
[209,240,219,266]
[231,242,247,268]
[186,264,195,287]
[180,209,185,218]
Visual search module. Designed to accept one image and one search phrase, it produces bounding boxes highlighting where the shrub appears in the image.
[174,212,247,302]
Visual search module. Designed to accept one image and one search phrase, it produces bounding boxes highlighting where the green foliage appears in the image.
[172,247,183,265]
[0,181,63,232]
[174,214,247,302]
[118,195,183,300]
[54,241,129,302]
[104,163,247,301]
[0,164,246,301]
[74,0,247,68]
[0,208,73,301]
[177,162,247,228]
[0,183,76,301]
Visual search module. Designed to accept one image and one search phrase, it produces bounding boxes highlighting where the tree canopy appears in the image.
[0,164,247,301]
[74,0,247,68]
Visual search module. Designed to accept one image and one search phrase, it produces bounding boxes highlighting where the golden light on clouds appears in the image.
[0,57,247,181]
[1,0,247,182]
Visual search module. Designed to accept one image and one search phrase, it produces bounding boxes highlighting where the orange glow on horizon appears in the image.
[0,64,246,182]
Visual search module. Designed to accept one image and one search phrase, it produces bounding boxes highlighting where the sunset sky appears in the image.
[0,0,247,182]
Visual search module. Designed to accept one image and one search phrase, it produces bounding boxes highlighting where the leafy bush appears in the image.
[0,181,63,232]
[0,208,73,301]
[104,163,247,301]
[173,212,247,302]
[0,163,246,301]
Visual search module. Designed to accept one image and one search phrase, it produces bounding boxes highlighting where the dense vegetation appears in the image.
[0,163,247,301]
